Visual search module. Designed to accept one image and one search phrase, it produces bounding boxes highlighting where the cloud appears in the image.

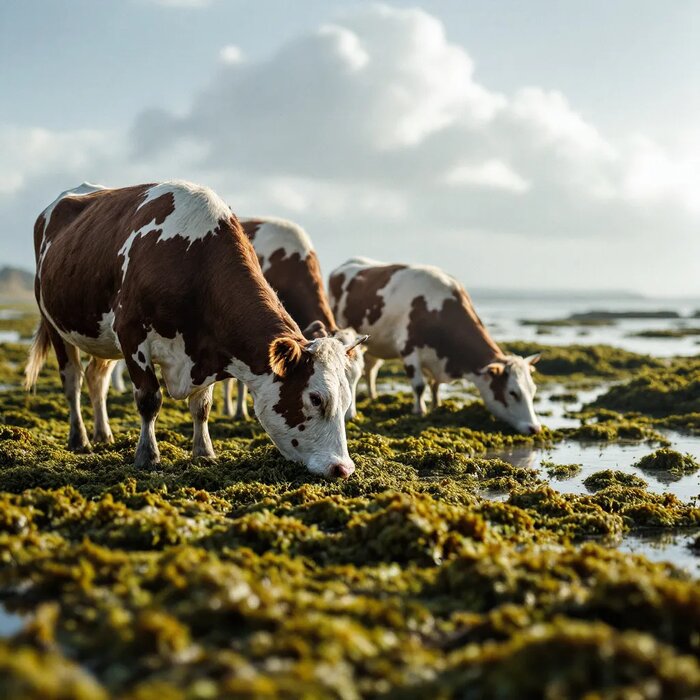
[444,159,530,193]
[145,0,212,7]
[2,3,699,294]
[219,44,244,65]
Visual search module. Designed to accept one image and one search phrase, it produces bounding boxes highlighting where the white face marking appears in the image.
[119,181,232,280]
[242,217,313,274]
[247,338,355,477]
[472,356,541,434]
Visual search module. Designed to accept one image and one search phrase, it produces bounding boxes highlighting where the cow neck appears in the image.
[214,219,305,387]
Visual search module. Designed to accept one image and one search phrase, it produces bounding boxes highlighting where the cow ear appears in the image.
[302,320,329,339]
[525,353,541,372]
[345,334,369,356]
[269,336,303,377]
[478,361,505,377]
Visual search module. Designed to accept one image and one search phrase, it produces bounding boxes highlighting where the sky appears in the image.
[1,0,699,296]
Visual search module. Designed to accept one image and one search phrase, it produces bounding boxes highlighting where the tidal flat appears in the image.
[0,308,699,698]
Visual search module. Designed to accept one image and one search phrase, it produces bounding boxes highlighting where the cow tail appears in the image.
[24,318,52,391]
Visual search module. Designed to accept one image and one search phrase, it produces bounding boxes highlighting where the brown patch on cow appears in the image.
[328,272,345,318]
[489,368,509,406]
[263,248,337,332]
[34,184,307,403]
[273,353,314,428]
[403,289,504,378]
[241,219,263,242]
[343,265,406,329]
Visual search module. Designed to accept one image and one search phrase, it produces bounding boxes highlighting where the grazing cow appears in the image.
[221,217,366,421]
[25,180,358,478]
[329,258,542,434]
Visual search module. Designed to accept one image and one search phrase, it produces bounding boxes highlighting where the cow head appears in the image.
[471,354,542,434]
[303,321,367,421]
[250,334,360,478]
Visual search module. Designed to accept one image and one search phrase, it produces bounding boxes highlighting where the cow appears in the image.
[221,217,367,421]
[329,258,542,435]
[25,180,359,478]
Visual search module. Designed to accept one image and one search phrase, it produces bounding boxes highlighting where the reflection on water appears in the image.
[0,605,25,637]
[490,434,700,501]
[619,529,700,577]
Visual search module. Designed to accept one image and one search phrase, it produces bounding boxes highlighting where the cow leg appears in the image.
[111,359,127,393]
[85,357,116,443]
[403,354,427,415]
[189,385,215,458]
[122,355,162,468]
[47,327,91,452]
[222,378,234,416]
[235,380,249,420]
[364,354,383,400]
[430,380,441,409]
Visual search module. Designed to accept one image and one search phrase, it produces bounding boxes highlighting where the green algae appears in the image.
[542,460,582,479]
[592,358,700,433]
[504,341,663,380]
[634,449,700,478]
[584,469,648,491]
[0,312,699,696]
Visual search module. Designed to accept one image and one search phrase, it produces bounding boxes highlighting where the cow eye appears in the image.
[309,393,323,408]
[509,390,520,401]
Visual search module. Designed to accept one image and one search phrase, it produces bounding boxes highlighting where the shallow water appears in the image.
[0,605,25,637]
[618,529,700,577]
[476,295,700,357]
[489,435,700,501]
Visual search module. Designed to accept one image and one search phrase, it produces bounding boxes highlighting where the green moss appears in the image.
[584,469,648,491]
[542,460,582,479]
[592,358,700,425]
[503,342,663,379]
[634,449,700,477]
[0,311,698,696]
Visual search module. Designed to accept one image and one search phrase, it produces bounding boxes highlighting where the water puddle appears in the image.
[489,433,700,501]
[0,604,26,637]
[618,529,700,577]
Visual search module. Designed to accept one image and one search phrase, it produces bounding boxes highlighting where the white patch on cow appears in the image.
[137,329,195,400]
[119,181,232,279]
[242,217,313,273]
[41,182,107,232]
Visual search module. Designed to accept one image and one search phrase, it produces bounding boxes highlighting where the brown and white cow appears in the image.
[25,181,358,478]
[329,258,542,434]
[221,217,366,421]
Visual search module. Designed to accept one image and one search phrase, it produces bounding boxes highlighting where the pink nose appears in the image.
[328,462,355,479]
[529,424,542,435]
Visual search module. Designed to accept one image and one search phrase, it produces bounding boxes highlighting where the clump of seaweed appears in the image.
[584,469,648,491]
[0,309,699,696]
[633,448,700,477]
[542,460,582,479]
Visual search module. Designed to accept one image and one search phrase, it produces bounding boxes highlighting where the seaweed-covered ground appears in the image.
[1,307,699,698]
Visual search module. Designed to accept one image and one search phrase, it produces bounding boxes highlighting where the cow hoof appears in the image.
[92,430,114,444]
[134,447,161,469]
[67,432,92,453]
[192,446,216,459]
